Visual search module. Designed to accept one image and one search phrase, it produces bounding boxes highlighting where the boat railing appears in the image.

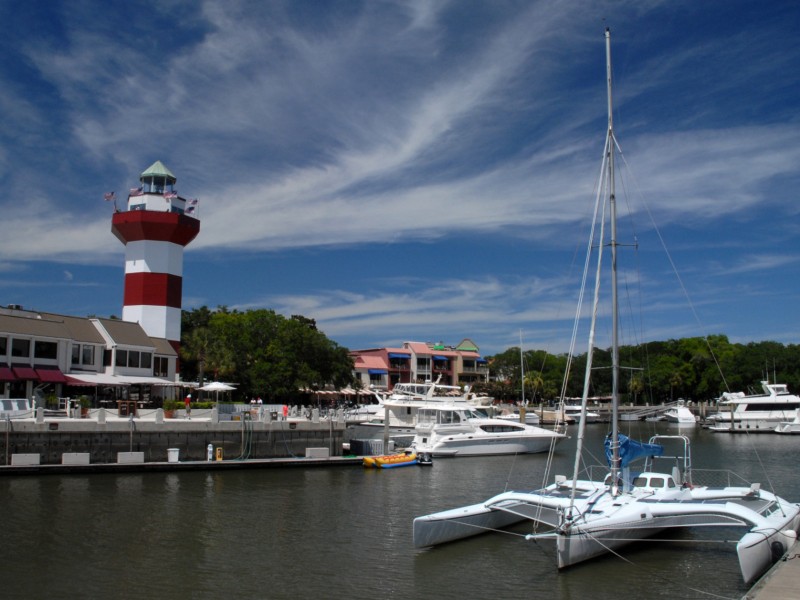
[586,464,611,482]
[690,468,753,489]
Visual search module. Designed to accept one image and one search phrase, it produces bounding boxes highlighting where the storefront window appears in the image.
[11,338,30,358]
[82,345,94,365]
[34,340,58,360]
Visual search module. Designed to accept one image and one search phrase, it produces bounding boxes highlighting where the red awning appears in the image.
[64,376,97,387]
[36,367,68,383]
[0,367,16,382]
[12,366,39,381]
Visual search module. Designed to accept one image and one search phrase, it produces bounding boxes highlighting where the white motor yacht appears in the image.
[411,404,565,457]
[564,404,601,423]
[347,379,477,446]
[496,407,540,426]
[707,381,800,432]
[663,401,697,426]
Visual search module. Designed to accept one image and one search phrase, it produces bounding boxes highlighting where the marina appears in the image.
[1,423,797,599]
[0,9,797,600]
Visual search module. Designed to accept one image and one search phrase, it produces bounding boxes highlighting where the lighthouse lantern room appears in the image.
[111,161,200,355]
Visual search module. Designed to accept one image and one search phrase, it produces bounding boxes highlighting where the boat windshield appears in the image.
[417,408,478,425]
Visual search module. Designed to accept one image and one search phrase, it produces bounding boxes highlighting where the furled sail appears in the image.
[605,433,663,468]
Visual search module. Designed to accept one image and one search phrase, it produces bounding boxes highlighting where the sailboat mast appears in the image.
[606,27,621,490]
[520,330,525,405]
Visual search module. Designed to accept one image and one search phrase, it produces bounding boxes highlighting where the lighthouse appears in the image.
[111,161,200,355]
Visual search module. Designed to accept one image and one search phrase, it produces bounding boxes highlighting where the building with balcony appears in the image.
[351,339,488,391]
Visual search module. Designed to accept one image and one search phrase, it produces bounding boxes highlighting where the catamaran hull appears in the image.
[414,490,565,548]
[736,517,800,583]
[556,524,667,570]
[413,503,527,547]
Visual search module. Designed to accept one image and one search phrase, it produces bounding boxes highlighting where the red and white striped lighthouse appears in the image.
[111,161,200,355]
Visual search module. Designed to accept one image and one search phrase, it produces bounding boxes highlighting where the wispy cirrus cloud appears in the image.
[0,0,798,354]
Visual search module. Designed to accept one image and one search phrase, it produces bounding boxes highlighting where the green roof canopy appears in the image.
[140,160,176,184]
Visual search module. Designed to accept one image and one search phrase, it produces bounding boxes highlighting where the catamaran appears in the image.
[412,28,800,584]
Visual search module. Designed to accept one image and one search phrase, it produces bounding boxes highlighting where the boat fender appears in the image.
[771,541,785,562]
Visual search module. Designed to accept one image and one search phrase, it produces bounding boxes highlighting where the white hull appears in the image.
[663,408,696,425]
[775,424,800,434]
[710,382,800,432]
[775,412,800,434]
[707,416,794,432]
[414,475,800,583]
[556,524,668,569]
[413,499,529,547]
[564,406,601,424]
[424,435,560,457]
[412,410,565,458]
[497,412,541,426]
[347,422,417,446]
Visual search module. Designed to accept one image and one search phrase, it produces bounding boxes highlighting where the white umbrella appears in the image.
[199,381,236,406]
[200,381,236,392]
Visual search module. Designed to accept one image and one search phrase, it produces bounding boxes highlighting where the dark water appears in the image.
[1,423,797,599]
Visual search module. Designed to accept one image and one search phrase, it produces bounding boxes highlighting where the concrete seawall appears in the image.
[0,410,350,464]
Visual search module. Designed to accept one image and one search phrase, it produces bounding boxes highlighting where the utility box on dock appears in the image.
[117,452,145,464]
[62,453,90,465]
[11,453,40,466]
[305,448,330,458]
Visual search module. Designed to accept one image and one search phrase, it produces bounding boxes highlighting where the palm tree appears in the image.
[628,375,644,405]
[525,373,545,404]
[181,327,212,398]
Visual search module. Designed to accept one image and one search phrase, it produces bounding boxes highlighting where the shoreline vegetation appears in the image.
[179,307,799,406]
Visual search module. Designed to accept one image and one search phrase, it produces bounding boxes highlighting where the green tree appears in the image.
[180,306,356,402]
[628,375,644,404]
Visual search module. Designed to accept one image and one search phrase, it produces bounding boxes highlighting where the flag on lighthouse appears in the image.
[104,192,116,201]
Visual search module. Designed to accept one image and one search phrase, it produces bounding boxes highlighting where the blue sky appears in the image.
[0,1,798,357]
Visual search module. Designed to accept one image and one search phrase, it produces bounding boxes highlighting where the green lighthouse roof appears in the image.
[140,160,176,183]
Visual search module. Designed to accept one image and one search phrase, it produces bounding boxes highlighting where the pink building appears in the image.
[351,339,488,391]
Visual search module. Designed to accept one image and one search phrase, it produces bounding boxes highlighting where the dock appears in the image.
[744,542,800,599]
[0,455,364,476]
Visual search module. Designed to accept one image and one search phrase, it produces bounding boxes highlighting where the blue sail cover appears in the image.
[605,434,663,468]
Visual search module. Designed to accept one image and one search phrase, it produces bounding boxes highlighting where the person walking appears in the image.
[184,393,192,418]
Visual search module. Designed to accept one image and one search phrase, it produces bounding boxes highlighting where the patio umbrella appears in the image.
[199,381,236,406]
[200,382,236,392]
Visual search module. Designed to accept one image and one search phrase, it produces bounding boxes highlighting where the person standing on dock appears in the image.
[185,393,191,418]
